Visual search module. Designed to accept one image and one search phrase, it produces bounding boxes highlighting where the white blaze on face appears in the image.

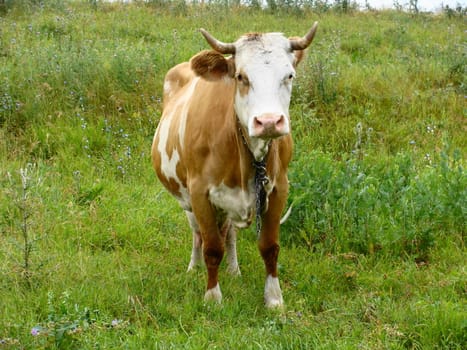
[233,33,295,159]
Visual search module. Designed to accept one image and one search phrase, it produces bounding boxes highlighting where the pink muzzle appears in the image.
[252,113,288,138]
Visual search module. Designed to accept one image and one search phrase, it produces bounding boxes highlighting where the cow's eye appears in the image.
[236,73,249,85]
[283,74,294,86]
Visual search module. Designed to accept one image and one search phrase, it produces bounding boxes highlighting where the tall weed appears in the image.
[284,143,465,259]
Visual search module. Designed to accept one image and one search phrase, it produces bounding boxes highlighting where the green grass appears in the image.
[0,1,465,349]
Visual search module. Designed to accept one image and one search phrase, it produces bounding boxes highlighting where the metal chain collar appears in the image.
[237,119,271,239]
[253,159,269,239]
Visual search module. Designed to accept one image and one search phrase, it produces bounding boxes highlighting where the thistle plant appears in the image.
[19,165,33,284]
[6,163,43,287]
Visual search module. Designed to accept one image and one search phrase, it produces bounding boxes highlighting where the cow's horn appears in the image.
[200,28,236,55]
[289,22,318,51]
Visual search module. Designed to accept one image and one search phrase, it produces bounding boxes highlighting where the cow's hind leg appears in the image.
[185,211,203,271]
[224,223,240,276]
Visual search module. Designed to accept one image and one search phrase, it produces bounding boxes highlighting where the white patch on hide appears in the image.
[163,80,172,96]
[209,181,255,228]
[155,78,200,211]
[155,117,190,210]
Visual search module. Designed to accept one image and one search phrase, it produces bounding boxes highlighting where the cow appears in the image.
[151,23,318,308]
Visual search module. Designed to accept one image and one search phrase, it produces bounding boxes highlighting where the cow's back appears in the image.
[152,61,238,210]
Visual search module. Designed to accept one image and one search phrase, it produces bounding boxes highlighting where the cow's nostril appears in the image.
[254,117,263,126]
[276,115,284,126]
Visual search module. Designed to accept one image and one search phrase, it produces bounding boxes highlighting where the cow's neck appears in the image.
[236,117,271,238]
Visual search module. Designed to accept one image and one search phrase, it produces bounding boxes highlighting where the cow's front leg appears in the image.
[259,187,286,308]
[259,236,283,308]
[191,186,224,304]
[203,242,224,303]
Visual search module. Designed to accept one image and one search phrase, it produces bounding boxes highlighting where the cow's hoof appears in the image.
[204,284,222,304]
[264,275,284,309]
[265,297,284,309]
[226,264,241,276]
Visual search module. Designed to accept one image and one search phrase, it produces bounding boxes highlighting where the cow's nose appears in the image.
[252,113,287,138]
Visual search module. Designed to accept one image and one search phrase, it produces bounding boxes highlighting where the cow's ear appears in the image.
[191,50,234,81]
[289,36,306,67]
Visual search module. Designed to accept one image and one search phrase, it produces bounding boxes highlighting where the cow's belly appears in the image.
[209,181,255,228]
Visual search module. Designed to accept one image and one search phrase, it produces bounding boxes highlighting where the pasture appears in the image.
[0,1,465,349]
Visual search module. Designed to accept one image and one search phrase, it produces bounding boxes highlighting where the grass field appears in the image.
[0,1,465,349]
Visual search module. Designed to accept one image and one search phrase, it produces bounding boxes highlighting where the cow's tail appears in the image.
[280,204,293,225]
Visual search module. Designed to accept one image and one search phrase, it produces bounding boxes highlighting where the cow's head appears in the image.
[191,23,318,160]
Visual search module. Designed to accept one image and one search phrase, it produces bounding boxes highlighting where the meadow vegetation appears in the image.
[0,1,465,349]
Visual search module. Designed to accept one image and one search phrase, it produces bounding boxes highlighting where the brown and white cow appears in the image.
[151,23,318,308]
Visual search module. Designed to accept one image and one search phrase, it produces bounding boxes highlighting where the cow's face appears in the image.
[191,24,317,158]
[233,34,296,140]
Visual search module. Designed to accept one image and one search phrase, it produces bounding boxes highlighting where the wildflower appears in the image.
[31,327,41,336]
[125,146,132,159]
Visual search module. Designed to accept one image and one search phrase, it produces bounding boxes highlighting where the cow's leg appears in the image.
[203,232,224,303]
[185,211,203,271]
[259,234,283,308]
[259,187,287,308]
[190,186,224,303]
[187,230,203,271]
[224,222,241,276]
